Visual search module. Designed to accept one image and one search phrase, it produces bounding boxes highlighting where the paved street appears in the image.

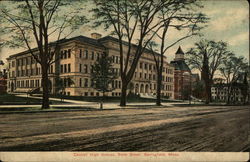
[0,105,249,151]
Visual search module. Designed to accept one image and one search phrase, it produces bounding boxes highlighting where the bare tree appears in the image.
[186,40,230,104]
[0,0,88,109]
[93,0,207,106]
[148,3,207,106]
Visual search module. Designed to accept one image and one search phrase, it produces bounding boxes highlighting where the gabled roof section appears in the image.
[175,46,184,55]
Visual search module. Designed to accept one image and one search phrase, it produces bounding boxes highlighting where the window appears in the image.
[31,80,34,88]
[140,72,142,78]
[64,64,67,73]
[79,78,82,87]
[84,78,88,87]
[64,50,67,59]
[149,64,152,70]
[144,63,147,70]
[91,65,94,73]
[85,50,88,59]
[12,71,15,77]
[140,62,143,69]
[118,81,121,88]
[12,61,15,67]
[68,49,71,58]
[68,64,71,72]
[35,80,38,87]
[115,80,118,88]
[79,64,82,72]
[79,49,82,58]
[26,80,29,88]
[60,65,63,73]
[144,73,147,79]
[91,51,95,60]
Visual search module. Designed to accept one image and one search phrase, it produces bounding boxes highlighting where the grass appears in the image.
[0,106,96,114]
[0,93,65,105]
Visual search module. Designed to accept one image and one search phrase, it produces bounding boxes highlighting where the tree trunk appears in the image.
[156,74,162,106]
[120,82,128,106]
[201,53,210,104]
[203,80,211,104]
[41,66,50,109]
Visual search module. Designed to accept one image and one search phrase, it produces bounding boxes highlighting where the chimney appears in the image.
[91,33,102,39]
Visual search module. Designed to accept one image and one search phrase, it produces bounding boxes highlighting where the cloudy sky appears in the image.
[0,0,249,69]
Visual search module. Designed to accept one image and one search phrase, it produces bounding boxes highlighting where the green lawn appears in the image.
[0,94,64,105]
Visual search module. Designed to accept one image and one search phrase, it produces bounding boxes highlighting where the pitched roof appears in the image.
[170,60,190,72]
[175,46,184,55]
[8,35,163,59]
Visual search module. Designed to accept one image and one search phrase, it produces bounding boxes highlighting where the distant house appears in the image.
[170,46,192,100]
[211,83,244,103]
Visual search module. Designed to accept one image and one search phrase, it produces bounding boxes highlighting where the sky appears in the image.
[0,0,249,71]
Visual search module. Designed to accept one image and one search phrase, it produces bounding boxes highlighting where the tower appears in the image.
[174,46,185,61]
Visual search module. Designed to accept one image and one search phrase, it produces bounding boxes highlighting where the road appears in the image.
[0,105,249,151]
